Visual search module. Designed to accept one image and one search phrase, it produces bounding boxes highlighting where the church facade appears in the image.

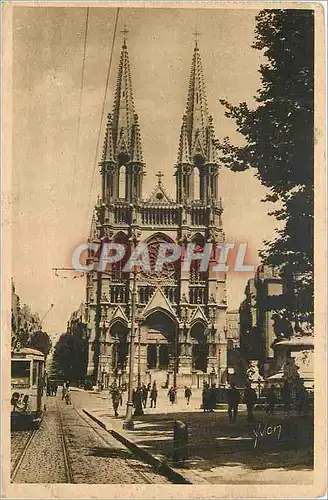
[85,36,229,389]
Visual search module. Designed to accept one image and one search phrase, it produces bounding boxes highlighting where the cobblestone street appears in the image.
[11,397,171,484]
[75,387,314,485]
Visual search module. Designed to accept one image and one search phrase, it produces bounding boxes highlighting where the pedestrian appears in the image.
[110,383,121,417]
[65,387,72,405]
[184,386,192,405]
[296,382,308,415]
[134,386,144,416]
[226,382,240,422]
[53,382,58,396]
[281,381,291,413]
[150,381,158,408]
[61,384,67,401]
[142,384,148,408]
[265,384,277,415]
[168,386,176,405]
[202,382,210,412]
[209,384,217,411]
[243,382,257,422]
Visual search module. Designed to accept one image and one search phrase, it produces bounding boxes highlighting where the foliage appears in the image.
[28,330,52,357]
[52,331,88,382]
[216,9,314,331]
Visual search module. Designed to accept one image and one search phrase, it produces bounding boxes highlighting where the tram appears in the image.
[11,346,46,429]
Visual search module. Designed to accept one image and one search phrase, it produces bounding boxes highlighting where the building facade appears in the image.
[239,265,284,376]
[85,36,228,389]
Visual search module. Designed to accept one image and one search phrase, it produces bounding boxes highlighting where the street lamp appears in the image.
[123,225,139,430]
[137,322,141,387]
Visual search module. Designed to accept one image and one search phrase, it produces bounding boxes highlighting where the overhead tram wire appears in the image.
[71,7,90,193]
[85,7,120,224]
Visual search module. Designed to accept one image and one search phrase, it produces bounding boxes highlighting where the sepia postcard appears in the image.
[1,1,327,498]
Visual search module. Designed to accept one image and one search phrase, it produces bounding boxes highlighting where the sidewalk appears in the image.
[81,390,314,485]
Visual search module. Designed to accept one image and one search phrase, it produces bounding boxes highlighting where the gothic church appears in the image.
[85,35,228,389]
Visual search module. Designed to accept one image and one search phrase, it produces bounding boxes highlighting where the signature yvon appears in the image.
[253,422,282,449]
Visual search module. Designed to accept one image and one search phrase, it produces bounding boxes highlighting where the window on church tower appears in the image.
[119,165,126,199]
[194,168,200,200]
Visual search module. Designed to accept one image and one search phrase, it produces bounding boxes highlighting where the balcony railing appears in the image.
[189,285,206,304]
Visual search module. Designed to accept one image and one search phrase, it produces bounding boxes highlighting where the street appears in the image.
[11,396,171,484]
[72,386,314,485]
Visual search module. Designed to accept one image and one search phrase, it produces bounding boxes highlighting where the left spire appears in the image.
[101,28,145,202]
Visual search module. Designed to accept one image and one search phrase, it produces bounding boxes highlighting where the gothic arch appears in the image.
[143,309,178,371]
[145,232,175,245]
[113,231,129,242]
[109,317,128,329]
[143,307,178,327]
[191,233,205,245]
[189,316,208,330]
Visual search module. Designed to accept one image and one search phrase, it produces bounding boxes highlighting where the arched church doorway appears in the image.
[110,322,128,371]
[190,322,209,372]
[143,310,177,371]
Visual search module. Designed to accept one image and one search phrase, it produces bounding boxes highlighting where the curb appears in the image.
[83,409,192,485]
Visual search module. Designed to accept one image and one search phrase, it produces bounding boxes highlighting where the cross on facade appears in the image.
[121,24,129,43]
[156,170,164,186]
[193,28,201,48]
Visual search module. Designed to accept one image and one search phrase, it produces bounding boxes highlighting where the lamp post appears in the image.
[123,225,139,430]
[137,322,141,387]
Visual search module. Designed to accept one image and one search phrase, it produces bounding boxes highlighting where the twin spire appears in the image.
[177,41,217,166]
[102,33,143,166]
[101,32,218,203]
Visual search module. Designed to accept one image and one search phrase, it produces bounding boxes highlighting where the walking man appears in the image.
[168,386,176,405]
[227,382,240,423]
[150,381,158,408]
[142,384,148,408]
[110,383,121,417]
[243,382,257,422]
[265,384,277,415]
[184,386,192,405]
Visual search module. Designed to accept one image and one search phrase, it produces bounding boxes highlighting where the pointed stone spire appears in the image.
[100,33,146,202]
[177,115,191,164]
[130,114,143,163]
[185,40,208,161]
[175,38,220,205]
[112,36,136,163]
[89,210,97,241]
[206,115,217,164]
[102,113,115,163]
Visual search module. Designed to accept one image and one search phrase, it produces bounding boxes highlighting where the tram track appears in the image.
[11,397,171,484]
[11,429,37,481]
[56,400,75,483]
[73,407,163,484]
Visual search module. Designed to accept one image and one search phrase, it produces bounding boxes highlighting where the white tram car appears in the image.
[11,347,46,429]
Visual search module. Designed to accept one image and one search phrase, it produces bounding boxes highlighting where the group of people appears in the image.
[202,383,219,412]
[46,380,58,397]
[226,380,310,423]
[108,377,310,420]
[109,381,159,417]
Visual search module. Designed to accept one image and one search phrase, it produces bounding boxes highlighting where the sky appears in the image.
[12,5,279,341]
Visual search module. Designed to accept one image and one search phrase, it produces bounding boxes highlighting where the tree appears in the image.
[28,330,52,357]
[52,332,88,382]
[216,9,314,332]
